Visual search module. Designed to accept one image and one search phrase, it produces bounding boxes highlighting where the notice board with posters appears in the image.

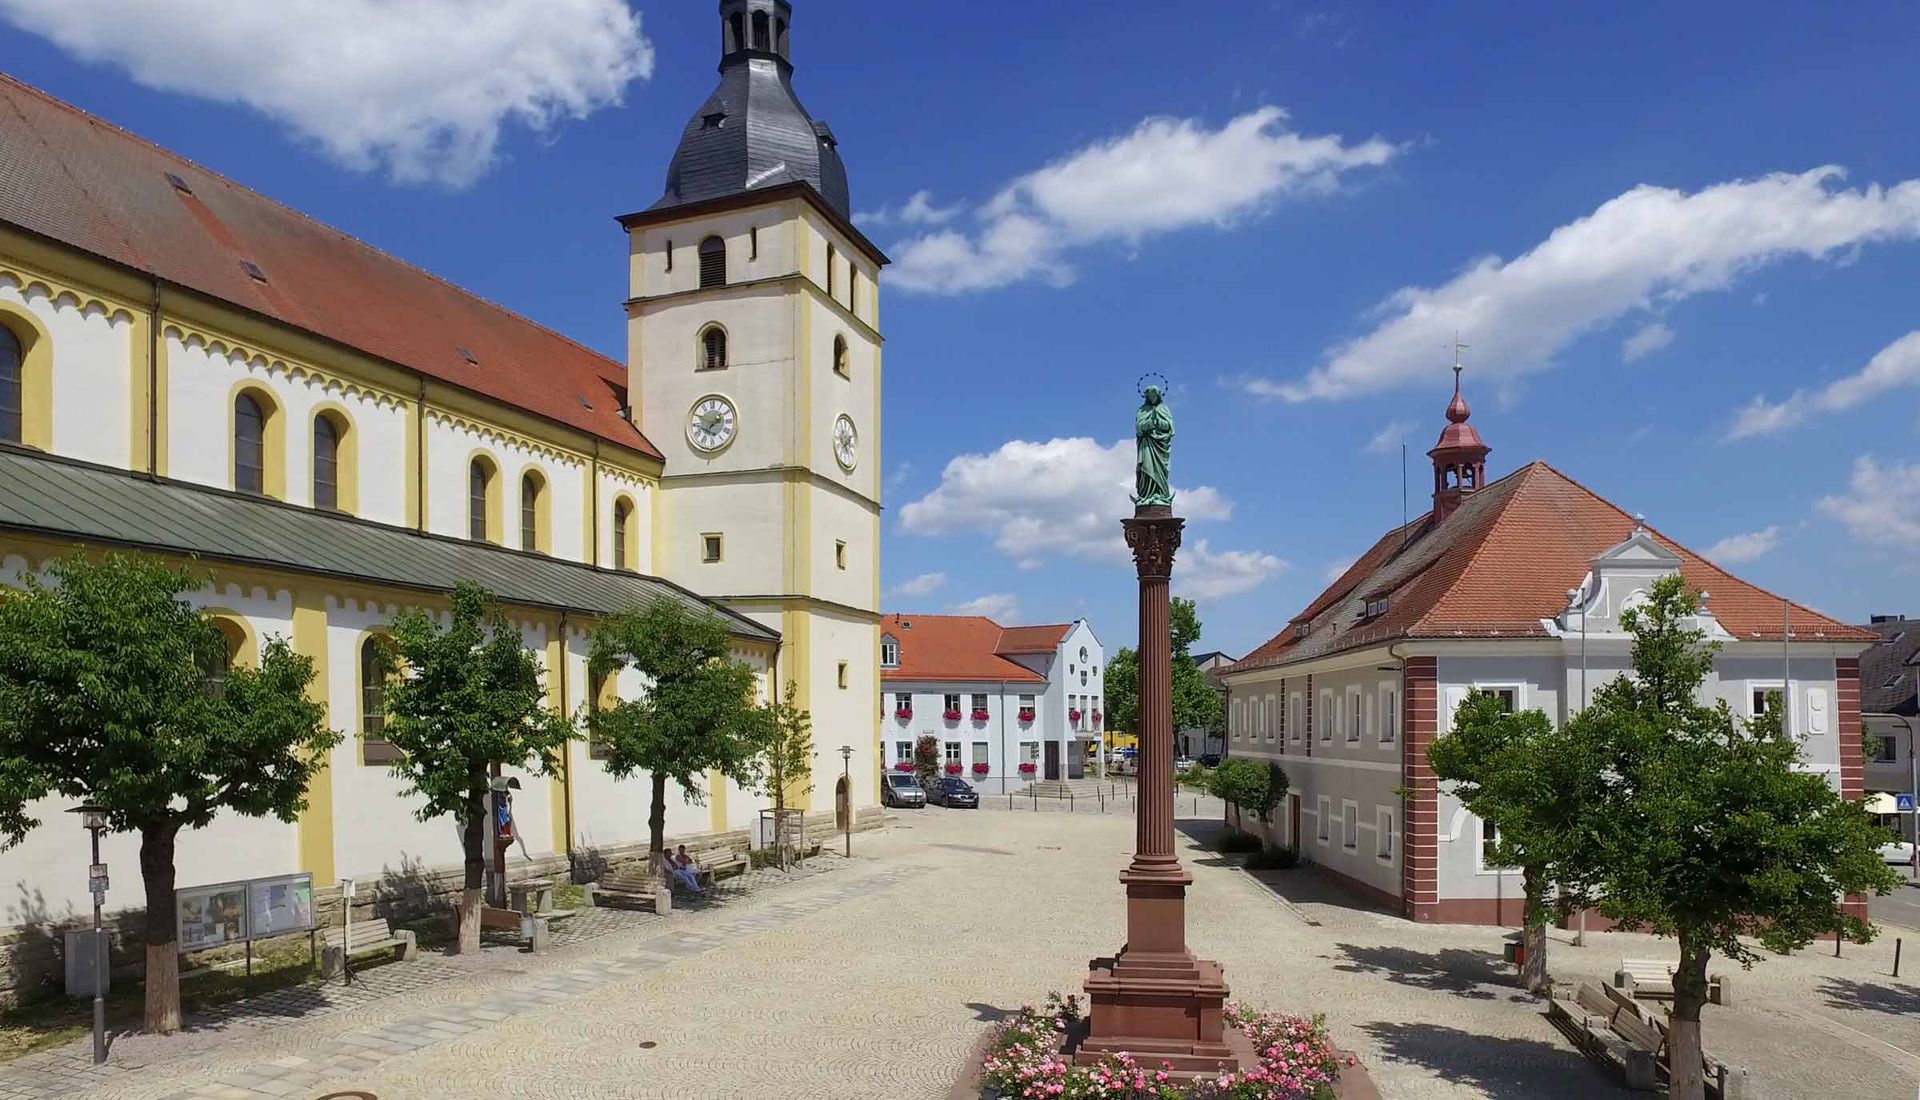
[175,872,314,953]
[247,874,314,940]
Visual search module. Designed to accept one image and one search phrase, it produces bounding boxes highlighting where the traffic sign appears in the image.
[1898,793,1917,813]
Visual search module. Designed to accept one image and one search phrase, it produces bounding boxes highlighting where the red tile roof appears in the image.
[880,614,1050,683]
[0,75,660,460]
[995,623,1073,655]
[1230,461,1875,674]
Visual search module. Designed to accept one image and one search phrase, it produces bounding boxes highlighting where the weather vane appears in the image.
[1449,332,1469,380]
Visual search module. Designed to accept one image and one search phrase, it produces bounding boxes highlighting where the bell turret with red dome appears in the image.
[1427,362,1490,524]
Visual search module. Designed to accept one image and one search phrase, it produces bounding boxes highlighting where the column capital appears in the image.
[1123,508,1184,580]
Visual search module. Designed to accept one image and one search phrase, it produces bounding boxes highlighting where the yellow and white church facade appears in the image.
[0,0,885,916]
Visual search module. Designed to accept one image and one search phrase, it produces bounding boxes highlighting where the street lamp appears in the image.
[67,804,108,1065]
[838,745,853,858]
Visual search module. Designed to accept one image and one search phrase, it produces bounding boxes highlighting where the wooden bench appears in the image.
[1550,982,1747,1099]
[1629,985,1749,1100]
[590,864,670,913]
[321,917,417,973]
[1614,958,1729,1004]
[691,849,747,888]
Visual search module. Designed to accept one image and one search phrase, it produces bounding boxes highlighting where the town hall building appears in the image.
[0,0,885,919]
[1218,369,1876,925]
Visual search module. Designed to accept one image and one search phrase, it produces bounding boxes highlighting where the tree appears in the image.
[1429,692,1607,993]
[589,599,765,877]
[380,582,573,954]
[755,681,814,866]
[1572,575,1899,1098]
[0,554,338,1033]
[913,734,941,788]
[1105,598,1222,743]
[1209,757,1281,833]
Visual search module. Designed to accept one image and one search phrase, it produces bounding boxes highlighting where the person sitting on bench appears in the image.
[666,845,703,895]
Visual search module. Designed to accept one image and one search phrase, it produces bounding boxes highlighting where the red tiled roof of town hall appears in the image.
[0,75,660,460]
[1230,461,1875,674]
[881,614,1049,683]
[995,623,1073,654]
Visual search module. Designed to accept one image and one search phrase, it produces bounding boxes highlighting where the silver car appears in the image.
[882,773,927,808]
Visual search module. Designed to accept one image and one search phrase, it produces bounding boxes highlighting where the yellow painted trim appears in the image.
[163,320,408,412]
[404,395,422,528]
[0,301,53,450]
[0,251,144,320]
[708,768,729,833]
[545,628,569,852]
[426,406,590,468]
[516,465,552,553]
[226,380,287,499]
[349,627,397,767]
[291,589,336,885]
[310,402,361,516]
[464,449,504,543]
[201,607,260,669]
[154,319,170,476]
[127,306,150,469]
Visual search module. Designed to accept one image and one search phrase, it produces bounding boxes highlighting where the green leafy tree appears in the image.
[1105,599,1221,746]
[589,599,766,875]
[1430,692,1607,993]
[1573,575,1899,1098]
[913,733,941,788]
[0,554,338,1033]
[380,582,573,954]
[755,681,815,865]
[1209,756,1281,833]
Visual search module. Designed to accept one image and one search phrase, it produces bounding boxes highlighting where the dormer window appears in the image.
[1296,621,1311,638]
[1361,597,1389,619]
[881,637,899,669]
[702,111,727,130]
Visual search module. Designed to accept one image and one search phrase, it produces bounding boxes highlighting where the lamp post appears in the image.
[68,804,108,1065]
[838,745,853,858]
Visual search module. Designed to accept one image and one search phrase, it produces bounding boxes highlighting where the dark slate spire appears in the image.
[653,0,850,218]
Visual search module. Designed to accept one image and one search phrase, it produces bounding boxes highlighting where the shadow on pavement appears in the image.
[1357,1021,1619,1100]
[1330,943,1528,1002]
[1816,975,1920,1017]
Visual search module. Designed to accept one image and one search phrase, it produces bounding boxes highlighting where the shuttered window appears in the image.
[698,236,726,288]
[702,327,727,370]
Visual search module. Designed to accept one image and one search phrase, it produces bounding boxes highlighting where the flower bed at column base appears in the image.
[972,994,1376,1099]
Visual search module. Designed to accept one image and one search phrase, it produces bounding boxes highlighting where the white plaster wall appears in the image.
[629,206,799,301]
[0,275,134,468]
[423,414,588,560]
[634,281,794,480]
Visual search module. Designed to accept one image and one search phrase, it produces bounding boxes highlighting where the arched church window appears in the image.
[313,413,341,511]
[729,12,746,52]
[0,325,21,445]
[520,471,545,552]
[612,498,633,570]
[701,326,728,371]
[360,635,402,763]
[469,457,496,542]
[699,235,726,288]
[833,335,849,378]
[234,392,267,495]
[826,244,837,298]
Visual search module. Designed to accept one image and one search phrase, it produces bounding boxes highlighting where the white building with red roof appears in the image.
[880,614,1105,791]
[1218,370,1876,926]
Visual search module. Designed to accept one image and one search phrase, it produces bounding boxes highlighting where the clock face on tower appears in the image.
[687,395,737,452]
[832,414,858,471]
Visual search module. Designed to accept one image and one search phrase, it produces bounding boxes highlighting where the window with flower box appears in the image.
[893,692,912,720]
[971,743,990,775]
[943,740,963,775]
[895,740,913,763]
[970,693,989,722]
[943,693,961,721]
[1018,694,1036,723]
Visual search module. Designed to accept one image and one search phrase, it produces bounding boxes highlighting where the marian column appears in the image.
[1078,385,1240,1074]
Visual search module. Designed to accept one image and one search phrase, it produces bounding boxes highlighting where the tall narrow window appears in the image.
[826,243,837,298]
[833,335,849,377]
[612,498,632,570]
[751,10,770,49]
[0,325,21,445]
[699,235,726,288]
[234,392,266,495]
[520,473,543,552]
[361,636,402,763]
[702,326,728,370]
[750,226,759,260]
[469,459,493,541]
[850,268,861,314]
[313,414,341,511]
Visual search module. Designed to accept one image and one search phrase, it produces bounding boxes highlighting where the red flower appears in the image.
[970,708,990,721]
[1068,709,1082,723]
[893,761,914,772]
[944,762,963,775]
[942,708,962,722]
[1092,711,1103,724]
[1017,708,1035,723]
[1017,762,1037,774]
[971,761,990,774]
[894,707,912,720]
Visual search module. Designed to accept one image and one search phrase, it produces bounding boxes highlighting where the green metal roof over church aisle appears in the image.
[0,448,775,640]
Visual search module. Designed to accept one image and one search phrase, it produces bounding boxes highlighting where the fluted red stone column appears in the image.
[1076,504,1242,1074]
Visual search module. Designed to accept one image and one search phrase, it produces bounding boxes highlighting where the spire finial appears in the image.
[1444,333,1472,424]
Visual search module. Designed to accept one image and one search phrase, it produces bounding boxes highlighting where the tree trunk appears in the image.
[1520,865,1550,995]
[648,771,669,885]
[1668,937,1711,1100]
[457,788,486,955]
[138,822,182,1034]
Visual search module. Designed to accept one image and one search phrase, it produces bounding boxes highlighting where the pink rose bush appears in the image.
[981,996,1349,1100]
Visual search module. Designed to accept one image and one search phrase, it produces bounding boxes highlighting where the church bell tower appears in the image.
[618,0,887,811]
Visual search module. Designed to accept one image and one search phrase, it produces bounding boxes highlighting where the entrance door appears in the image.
[1044,740,1061,781]
[835,775,850,831]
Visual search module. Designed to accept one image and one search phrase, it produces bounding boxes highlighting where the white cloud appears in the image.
[1177,541,1288,600]
[887,106,1397,293]
[899,437,1232,566]
[1364,420,1411,455]
[1253,168,1920,401]
[1703,526,1781,564]
[0,0,653,187]
[1320,557,1357,584]
[1728,330,1920,439]
[1817,456,1920,548]
[949,593,1020,621]
[1621,321,1674,362]
[855,190,961,228]
[887,572,948,599]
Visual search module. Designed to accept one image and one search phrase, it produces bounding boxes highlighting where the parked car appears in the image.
[1173,756,1195,771]
[929,777,980,809]
[1198,753,1223,768]
[1881,839,1917,866]
[882,773,927,808]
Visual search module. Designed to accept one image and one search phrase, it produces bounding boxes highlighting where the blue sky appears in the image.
[6,1,1919,655]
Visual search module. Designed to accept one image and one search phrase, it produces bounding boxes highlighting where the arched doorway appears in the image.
[835,775,850,831]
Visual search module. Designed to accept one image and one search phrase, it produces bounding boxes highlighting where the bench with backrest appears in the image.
[591,863,669,913]
[1550,981,1746,1098]
[322,917,417,965]
[1616,983,1748,1100]
[1614,958,1729,1004]
[682,840,748,888]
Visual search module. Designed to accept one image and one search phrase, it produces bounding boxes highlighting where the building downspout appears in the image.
[997,679,1008,795]
[590,439,601,567]
[146,277,161,479]
[558,610,574,861]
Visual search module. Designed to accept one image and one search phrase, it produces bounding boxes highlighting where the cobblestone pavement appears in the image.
[6,810,1917,1099]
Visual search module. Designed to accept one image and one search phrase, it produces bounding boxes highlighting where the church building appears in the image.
[1217,369,1875,925]
[0,0,885,918]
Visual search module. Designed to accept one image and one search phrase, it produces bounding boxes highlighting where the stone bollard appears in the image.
[524,917,551,954]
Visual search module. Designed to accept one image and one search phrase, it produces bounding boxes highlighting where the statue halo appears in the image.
[1136,371,1169,398]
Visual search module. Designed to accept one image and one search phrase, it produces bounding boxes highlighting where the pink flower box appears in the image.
[1017,762,1037,775]
[1068,709,1082,723]
[944,762,963,775]
[942,709,962,722]
[893,707,912,720]
[971,761,990,775]
[1092,711,1102,725]
[1017,708,1035,723]
[893,761,914,772]
[970,708,990,722]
